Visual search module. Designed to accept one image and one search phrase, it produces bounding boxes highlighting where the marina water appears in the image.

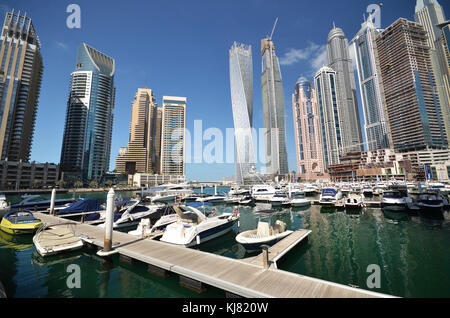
[0,187,449,298]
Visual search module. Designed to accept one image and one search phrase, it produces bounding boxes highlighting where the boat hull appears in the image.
[0,220,42,235]
[236,231,293,253]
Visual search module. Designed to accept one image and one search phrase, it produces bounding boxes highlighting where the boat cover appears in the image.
[58,199,101,215]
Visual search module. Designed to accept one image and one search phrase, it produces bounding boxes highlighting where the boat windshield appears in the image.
[322,189,337,196]
[383,191,402,199]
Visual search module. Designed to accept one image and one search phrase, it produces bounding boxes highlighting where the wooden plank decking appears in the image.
[34,212,394,298]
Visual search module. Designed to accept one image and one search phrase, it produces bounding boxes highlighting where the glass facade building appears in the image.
[0,10,43,162]
[314,66,342,169]
[414,0,450,143]
[350,19,391,151]
[60,43,115,182]
[327,26,364,153]
[229,42,256,184]
[160,96,186,176]
[261,38,289,176]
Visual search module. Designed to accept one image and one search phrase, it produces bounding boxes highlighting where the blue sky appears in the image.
[2,0,449,181]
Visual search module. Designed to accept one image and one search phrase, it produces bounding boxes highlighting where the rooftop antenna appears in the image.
[333,21,336,29]
[269,17,278,41]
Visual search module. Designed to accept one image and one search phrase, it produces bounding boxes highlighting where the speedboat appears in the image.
[0,194,10,218]
[196,185,227,204]
[0,211,42,235]
[345,191,365,210]
[33,223,84,257]
[415,192,444,219]
[289,192,311,208]
[381,189,408,212]
[236,214,293,253]
[319,188,343,207]
[269,192,290,207]
[160,205,239,247]
[251,185,276,202]
[11,195,77,211]
[361,185,374,197]
[97,201,164,229]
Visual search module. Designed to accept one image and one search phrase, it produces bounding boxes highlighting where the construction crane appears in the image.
[268,17,279,41]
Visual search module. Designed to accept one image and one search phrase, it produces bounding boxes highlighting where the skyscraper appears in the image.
[261,37,289,176]
[115,88,161,175]
[350,16,391,151]
[60,43,115,182]
[415,0,450,143]
[0,10,43,162]
[292,77,324,176]
[376,18,448,152]
[327,26,364,153]
[229,42,256,185]
[160,96,186,176]
[314,66,342,168]
[437,21,450,108]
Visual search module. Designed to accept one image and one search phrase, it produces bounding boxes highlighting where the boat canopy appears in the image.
[58,199,101,215]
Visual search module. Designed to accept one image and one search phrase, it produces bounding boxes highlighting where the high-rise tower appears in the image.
[160,96,186,176]
[292,77,324,176]
[327,26,364,153]
[261,35,289,176]
[376,18,448,152]
[115,88,160,175]
[60,43,115,182]
[314,66,343,169]
[350,13,391,151]
[0,10,43,162]
[229,42,256,185]
[415,0,450,143]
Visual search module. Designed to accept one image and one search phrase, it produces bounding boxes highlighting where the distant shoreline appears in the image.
[0,187,140,195]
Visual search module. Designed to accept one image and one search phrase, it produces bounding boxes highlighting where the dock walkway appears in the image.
[35,212,393,298]
[243,230,312,268]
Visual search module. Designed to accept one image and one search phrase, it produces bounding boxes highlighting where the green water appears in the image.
[0,188,449,298]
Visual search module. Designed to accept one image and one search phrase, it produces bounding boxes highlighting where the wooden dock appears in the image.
[34,212,394,298]
[243,230,312,269]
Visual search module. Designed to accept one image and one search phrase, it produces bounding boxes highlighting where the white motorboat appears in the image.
[373,184,388,196]
[381,189,408,212]
[235,215,293,253]
[97,201,164,229]
[144,184,194,204]
[269,192,290,207]
[33,223,84,257]
[345,192,365,210]
[303,185,319,196]
[251,185,276,202]
[160,205,239,247]
[427,183,450,195]
[319,187,343,207]
[0,194,10,218]
[289,192,311,208]
[195,185,227,204]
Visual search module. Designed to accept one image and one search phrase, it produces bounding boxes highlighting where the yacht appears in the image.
[251,185,276,202]
[195,185,227,204]
[160,205,239,247]
[373,184,388,196]
[427,183,450,195]
[319,187,343,207]
[143,184,194,204]
[361,185,374,197]
[269,192,290,207]
[303,184,319,196]
[11,195,77,211]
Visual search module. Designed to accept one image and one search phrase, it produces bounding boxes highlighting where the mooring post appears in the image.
[103,188,115,253]
[49,188,56,215]
[262,245,270,269]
